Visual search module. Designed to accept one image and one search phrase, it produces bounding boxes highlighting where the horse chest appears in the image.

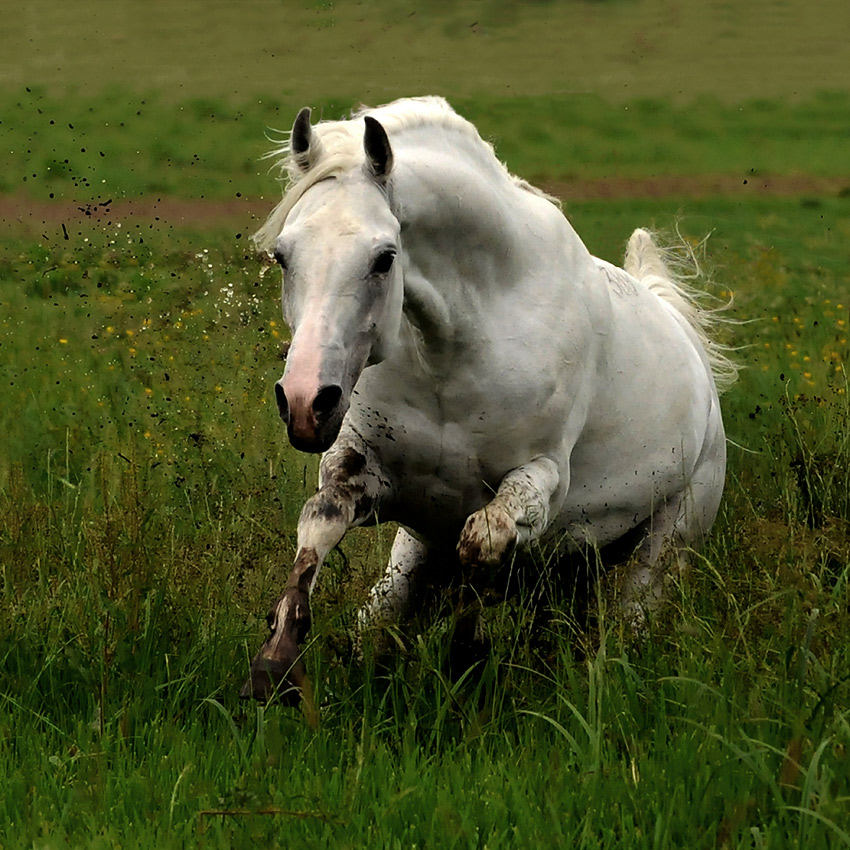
[356,349,559,451]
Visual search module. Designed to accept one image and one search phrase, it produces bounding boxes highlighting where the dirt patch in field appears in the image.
[0,196,268,235]
[2,175,848,234]
[544,174,850,202]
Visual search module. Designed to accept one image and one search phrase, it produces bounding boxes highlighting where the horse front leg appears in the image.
[242,442,388,702]
[457,456,562,569]
[452,457,562,665]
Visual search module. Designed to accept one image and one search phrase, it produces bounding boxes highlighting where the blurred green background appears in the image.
[3,0,849,212]
[4,0,848,104]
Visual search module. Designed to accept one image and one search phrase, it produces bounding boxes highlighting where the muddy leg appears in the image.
[242,443,388,701]
[240,550,317,704]
[450,458,562,672]
[457,457,561,568]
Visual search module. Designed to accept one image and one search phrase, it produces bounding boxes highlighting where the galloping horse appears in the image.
[243,97,734,702]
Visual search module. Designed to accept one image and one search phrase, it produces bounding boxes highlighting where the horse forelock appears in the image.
[252,96,556,253]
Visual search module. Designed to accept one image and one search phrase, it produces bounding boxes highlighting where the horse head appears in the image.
[272,110,402,453]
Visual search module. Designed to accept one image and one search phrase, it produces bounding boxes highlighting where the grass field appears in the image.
[3,2,850,848]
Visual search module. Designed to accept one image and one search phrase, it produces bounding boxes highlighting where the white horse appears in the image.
[242,96,734,702]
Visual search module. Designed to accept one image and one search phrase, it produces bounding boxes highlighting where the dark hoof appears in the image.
[240,657,304,705]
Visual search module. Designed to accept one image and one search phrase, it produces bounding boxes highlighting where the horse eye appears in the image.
[370,250,396,276]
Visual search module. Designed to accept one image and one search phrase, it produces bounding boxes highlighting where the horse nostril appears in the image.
[274,381,289,423]
[312,385,343,420]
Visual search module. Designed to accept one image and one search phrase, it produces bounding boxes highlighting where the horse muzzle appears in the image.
[275,378,346,453]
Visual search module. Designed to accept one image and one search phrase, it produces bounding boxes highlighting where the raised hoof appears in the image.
[457,502,517,569]
[240,657,304,705]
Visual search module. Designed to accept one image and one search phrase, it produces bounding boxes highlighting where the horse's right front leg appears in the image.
[241,442,389,702]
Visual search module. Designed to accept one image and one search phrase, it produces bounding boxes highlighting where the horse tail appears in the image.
[624,228,739,393]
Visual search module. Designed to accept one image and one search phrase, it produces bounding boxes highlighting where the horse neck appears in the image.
[397,134,517,241]
[393,138,582,345]
[393,136,529,317]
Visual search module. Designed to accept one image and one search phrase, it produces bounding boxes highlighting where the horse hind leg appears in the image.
[355,526,432,655]
[356,527,489,676]
[609,491,695,628]
[611,396,726,628]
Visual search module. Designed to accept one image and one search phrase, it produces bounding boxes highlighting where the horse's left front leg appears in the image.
[242,441,389,702]
[450,457,562,668]
[457,456,562,569]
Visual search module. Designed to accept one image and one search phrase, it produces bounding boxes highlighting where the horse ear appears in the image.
[363,116,393,180]
[291,107,315,172]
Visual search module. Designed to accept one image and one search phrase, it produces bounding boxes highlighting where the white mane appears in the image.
[253,96,552,252]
